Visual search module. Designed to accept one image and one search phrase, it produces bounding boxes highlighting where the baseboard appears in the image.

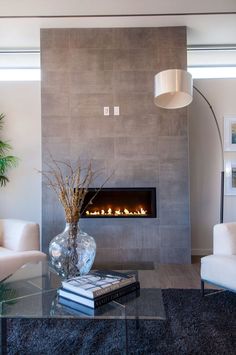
[191,248,212,256]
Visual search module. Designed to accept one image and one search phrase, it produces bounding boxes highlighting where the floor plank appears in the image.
[96,256,217,289]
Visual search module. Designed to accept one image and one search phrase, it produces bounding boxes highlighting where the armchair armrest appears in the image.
[0,251,47,281]
[0,219,40,252]
[213,223,236,255]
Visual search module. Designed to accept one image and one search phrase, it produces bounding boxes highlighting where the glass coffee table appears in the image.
[0,261,166,354]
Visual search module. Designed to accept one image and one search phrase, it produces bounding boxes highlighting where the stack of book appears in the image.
[58,270,140,311]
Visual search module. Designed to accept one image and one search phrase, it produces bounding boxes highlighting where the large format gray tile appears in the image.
[160,226,190,249]
[70,28,114,49]
[160,247,191,264]
[70,71,113,94]
[113,93,157,116]
[69,48,113,71]
[42,137,71,161]
[42,117,70,138]
[113,71,155,94]
[41,48,70,72]
[41,29,70,49]
[159,160,189,203]
[41,27,190,264]
[158,136,189,163]
[71,137,115,160]
[41,71,70,94]
[114,114,159,137]
[112,28,158,49]
[113,159,158,187]
[41,94,70,117]
[70,93,113,117]
[115,137,158,160]
[158,47,187,72]
[158,109,188,136]
[95,247,160,264]
[70,116,115,139]
[80,220,154,249]
[159,201,190,225]
[155,27,187,50]
[112,48,159,71]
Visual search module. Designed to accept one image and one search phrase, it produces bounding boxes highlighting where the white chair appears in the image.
[0,219,46,281]
[201,222,236,295]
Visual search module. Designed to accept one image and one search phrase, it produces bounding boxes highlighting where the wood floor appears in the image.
[97,256,217,290]
[136,260,200,289]
[155,256,202,289]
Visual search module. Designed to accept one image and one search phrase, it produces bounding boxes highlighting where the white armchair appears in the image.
[201,223,236,294]
[0,219,46,281]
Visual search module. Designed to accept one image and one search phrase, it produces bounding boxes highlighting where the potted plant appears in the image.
[0,113,18,187]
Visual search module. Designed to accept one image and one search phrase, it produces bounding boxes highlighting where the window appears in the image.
[0,49,40,81]
[187,46,236,79]
[188,66,236,79]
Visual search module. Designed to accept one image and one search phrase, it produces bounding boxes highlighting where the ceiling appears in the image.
[0,0,235,48]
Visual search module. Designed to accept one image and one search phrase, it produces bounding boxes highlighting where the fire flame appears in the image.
[85,207,147,216]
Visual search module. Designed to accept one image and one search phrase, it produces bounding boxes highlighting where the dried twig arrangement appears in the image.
[40,156,109,223]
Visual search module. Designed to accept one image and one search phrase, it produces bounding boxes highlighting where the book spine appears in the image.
[93,276,137,298]
[94,282,140,308]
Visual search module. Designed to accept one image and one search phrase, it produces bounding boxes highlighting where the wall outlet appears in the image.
[114,106,120,116]
[104,107,109,116]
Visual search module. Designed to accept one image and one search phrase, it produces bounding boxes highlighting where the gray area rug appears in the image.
[5,289,236,355]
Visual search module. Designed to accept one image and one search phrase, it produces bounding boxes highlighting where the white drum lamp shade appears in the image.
[154,69,193,109]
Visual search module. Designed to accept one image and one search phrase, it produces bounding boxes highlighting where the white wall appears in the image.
[0,78,235,257]
[0,82,41,229]
[0,2,235,49]
[1,0,235,15]
[189,78,236,255]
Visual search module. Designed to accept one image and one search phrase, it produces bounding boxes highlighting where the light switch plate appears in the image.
[104,107,109,116]
[114,106,120,116]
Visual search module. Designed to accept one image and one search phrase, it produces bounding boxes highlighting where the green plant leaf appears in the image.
[0,113,18,187]
[0,175,9,186]
[0,140,12,155]
[0,113,5,130]
[0,156,18,176]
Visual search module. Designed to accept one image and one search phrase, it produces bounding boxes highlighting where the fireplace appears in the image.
[81,188,156,218]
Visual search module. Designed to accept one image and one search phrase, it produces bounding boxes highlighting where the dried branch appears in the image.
[80,173,113,216]
[39,157,110,223]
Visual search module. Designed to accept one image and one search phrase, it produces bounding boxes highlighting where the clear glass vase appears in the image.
[49,222,96,279]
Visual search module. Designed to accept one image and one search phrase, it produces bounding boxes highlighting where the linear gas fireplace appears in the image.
[81,187,156,218]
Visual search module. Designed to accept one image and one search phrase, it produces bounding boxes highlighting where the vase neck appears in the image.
[64,222,80,232]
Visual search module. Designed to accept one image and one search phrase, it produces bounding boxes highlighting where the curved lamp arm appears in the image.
[193,86,224,171]
[193,86,224,223]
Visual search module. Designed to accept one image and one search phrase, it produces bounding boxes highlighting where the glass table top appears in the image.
[0,262,165,320]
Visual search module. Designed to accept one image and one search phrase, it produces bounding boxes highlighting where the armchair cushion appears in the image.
[0,219,47,281]
[0,247,15,255]
[0,219,39,252]
[201,254,236,291]
[213,223,236,255]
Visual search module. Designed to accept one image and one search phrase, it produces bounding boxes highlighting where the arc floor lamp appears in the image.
[154,69,224,223]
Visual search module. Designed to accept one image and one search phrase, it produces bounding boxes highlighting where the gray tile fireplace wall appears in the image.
[41,27,191,264]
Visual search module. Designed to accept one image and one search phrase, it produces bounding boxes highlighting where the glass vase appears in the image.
[49,222,96,279]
